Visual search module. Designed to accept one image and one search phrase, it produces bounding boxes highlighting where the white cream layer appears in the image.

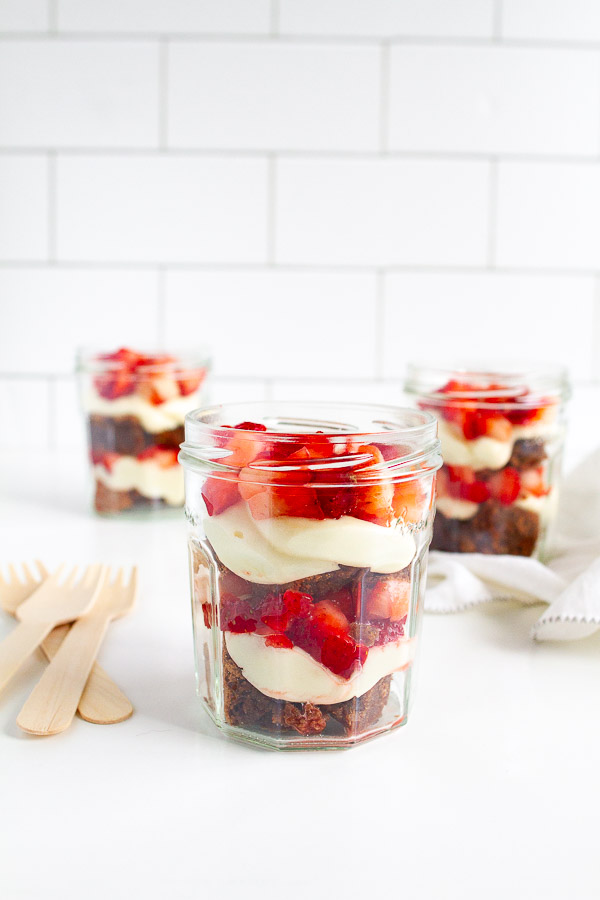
[84,386,198,433]
[204,501,416,585]
[437,418,556,472]
[436,490,554,522]
[94,456,184,505]
[226,631,415,704]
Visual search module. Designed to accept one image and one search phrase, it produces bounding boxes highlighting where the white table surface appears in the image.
[1,449,599,900]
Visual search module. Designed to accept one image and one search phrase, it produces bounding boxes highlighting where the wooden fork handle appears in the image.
[0,621,51,696]
[17,616,111,736]
[41,626,133,725]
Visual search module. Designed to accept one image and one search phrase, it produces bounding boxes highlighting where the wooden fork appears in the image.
[0,563,133,724]
[0,564,106,697]
[18,567,138,736]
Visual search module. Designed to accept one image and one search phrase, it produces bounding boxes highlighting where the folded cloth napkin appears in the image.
[425,448,600,641]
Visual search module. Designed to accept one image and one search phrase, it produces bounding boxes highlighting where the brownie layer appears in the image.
[223,645,392,737]
[94,480,171,514]
[88,414,184,457]
[432,501,539,556]
[507,438,547,470]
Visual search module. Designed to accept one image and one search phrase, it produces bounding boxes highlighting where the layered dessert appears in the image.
[79,347,208,514]
[411,374,566,557]
[183,409,441,748]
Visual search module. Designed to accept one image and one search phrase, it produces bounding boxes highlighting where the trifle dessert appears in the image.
[406,365,569,558]
[179,402,441,749]
[78,348,209,514]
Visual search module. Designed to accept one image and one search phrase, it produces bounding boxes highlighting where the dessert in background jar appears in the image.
[405,365,570,558]
[78,348,209,515]
[179,402,441,750]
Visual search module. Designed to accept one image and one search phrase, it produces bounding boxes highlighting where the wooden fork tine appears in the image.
[35,560,49,579]
[8,563,21,585]
[114,567,124,588]
[21,563,36,585]
[64,566,79,588]
[129,566,139,593]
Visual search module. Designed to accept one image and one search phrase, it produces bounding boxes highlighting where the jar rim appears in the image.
[76,346,211,375]
[405,361,570,407]
[179,401,442,483]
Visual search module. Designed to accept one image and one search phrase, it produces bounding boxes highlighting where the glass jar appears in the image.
[405,364,570,559]
[179,402,442,750]
[77,347,210,515]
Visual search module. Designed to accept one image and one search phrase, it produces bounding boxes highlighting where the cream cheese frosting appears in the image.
[436,418,556,472]
[94,456,184,505]
[84,386,198,433]
[204,502,417,584]
[225,631,415,704]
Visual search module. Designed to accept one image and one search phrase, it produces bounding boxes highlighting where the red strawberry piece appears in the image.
[519,466,550,497]
[320,633,367,678]
[247,486,324,520]
[282,590,313,617]
[366,580,410,622]
[220,593,257,633]
[392,478,430,524]
[92,451,120,473]
[487,467,521,505]
[482,415,512,442]
[95,369,136,400]
[352,444,395,526]
[137,445,179,467]
[445,466,491,503]
[265,634,294,649]
[233,421,268,432]
[202,475,240,517]
[310,598,350,634]
[176,372,205,396]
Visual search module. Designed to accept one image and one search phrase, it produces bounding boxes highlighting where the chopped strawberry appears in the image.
[519,466,550,497]
[310,599,350,634]
[352,444,395,526]
[392,478,430,524]
[95,369,136,400]
[366,580,410,622]
[320,632,367,678]
[233,421,268,432]
[91,451,120,473]
[176,370,205,396]
[220,593,257,633]
[202,475,240,517]
[482,415,512,442]
[445,465,490,503]
[487,467,521,505]
[247,485,324,520]
[265,634,294,649]
[137,445,179,467]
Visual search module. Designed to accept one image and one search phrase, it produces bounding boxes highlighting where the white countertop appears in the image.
[1,450,599,900]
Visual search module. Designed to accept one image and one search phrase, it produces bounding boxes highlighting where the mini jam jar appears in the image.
[179,402,442,750]
[77,347,210,515]
[405,365,570,559]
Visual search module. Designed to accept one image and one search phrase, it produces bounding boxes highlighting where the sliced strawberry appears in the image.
[137,445,179,467]
[519,466,550,497]
[202,475,240,516]
[310,599,350,634]
[91,451,120,473]
[445,465,490,503]
[487,467,521,505]
[320,632,367,678]
[247,485,324,520]
[233,421,268,432]
[353,444,395,526]
[265,634,293,649]
[138,375,180,406]
[366,580,410,622]
[176,372,204,396]
[482,415,512,442]
[95,369,136,400]
[392,478,430,524]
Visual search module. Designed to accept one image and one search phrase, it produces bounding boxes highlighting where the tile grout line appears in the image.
[270,0,280,37]
[159,39,169,150]
[486,159,498,268]
[47,151,57,263]
[267,155,277,265]
[493,0,503,41]
[156,267,166,347]
[47,376,56,450]
[375,271,386,378]
[47,0,58,33]
[594,276,600,380]
[379,42,390,153]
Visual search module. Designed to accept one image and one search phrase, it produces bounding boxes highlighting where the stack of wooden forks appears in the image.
[0,562,137,736]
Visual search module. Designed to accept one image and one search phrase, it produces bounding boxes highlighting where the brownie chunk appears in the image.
[88,414,184,457]
[507,438,547,470]
[328,675,391,734]
[432,501,539,556]
[94,481,163,514]
[222,644,392,737]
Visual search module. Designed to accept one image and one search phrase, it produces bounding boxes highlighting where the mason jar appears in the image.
[77,347,210,515]
[405,365,570,559]
[179,402,442,750]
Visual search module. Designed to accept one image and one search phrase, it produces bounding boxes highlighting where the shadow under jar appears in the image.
[77,347,210,515]
[405,365,570,559]
[179,402,442,750]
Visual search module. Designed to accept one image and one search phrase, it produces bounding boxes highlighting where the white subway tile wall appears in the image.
[0,0,599,455]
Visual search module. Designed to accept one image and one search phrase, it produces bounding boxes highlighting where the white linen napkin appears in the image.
[425,448,600,641]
